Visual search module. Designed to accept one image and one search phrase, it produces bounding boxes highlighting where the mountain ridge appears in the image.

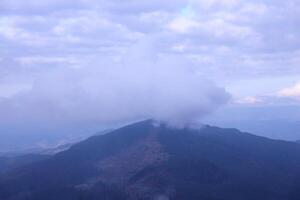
[1,120,300,200]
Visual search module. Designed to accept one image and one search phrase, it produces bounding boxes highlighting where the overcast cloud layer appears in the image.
[0,0,300,137]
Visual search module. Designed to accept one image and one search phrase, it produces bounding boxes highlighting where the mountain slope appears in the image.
[1,120,300,200]
[0,154,49,175]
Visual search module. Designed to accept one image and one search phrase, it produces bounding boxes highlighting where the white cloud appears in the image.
[278,82,300,99]
[192,0,240,10]
[52,12,144,44]
[202,18,258,40]
[0,17,29,40]
[0,0,300,135]
[236,96,264,105]
[168,17,200,33]
[0,38,230,128]
[15,56,79,67]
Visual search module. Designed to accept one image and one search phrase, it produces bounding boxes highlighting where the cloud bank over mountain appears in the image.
[0,0,299,135]
[0,38,230,128]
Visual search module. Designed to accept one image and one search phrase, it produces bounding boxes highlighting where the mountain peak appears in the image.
[1,121,300,200]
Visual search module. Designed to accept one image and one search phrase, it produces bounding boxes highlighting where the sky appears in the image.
[0,0,300,150]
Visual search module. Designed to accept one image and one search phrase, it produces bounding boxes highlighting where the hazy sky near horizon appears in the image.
[0,0,300,136]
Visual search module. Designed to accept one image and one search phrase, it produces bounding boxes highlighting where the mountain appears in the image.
[1,120,300,200]
[0,154,49,175]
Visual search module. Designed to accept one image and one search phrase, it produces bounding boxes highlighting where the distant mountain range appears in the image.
[1,120,300,200]
[0,129,114,157]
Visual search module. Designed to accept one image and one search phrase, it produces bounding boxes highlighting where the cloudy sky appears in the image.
[0,0,300,149]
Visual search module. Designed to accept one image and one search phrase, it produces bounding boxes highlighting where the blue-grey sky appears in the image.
[0,0,300,146]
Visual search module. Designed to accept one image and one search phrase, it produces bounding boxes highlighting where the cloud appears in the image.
[235,96,264,105]
[0,0,300,136]
[278,82,300,99]
[0,17,29,40]
[0,38,230,129]
[168,17,200,33]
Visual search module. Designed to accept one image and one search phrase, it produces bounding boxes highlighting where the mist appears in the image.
[0,38,230,134]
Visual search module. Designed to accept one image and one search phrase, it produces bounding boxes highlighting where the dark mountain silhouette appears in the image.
[1,120,300,200]
[0,154,49,175]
